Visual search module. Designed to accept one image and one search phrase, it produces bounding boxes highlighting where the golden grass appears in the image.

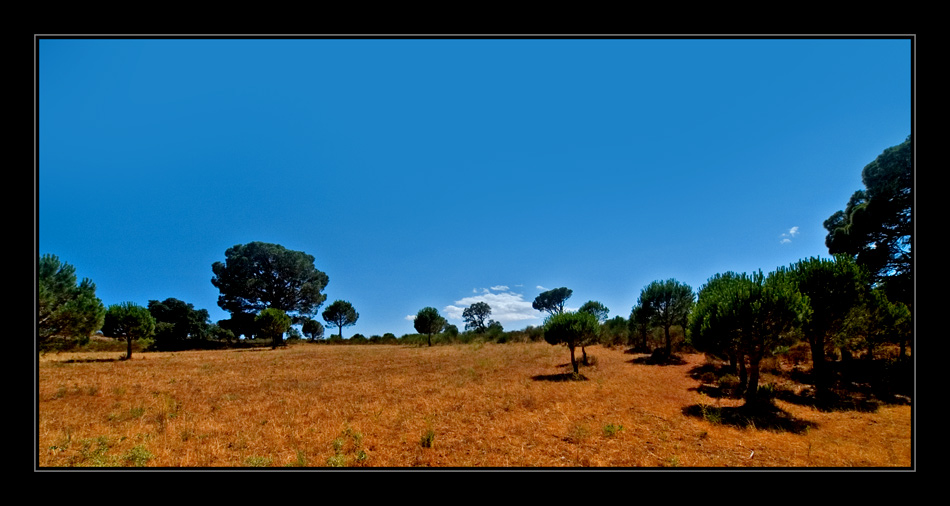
[37,343,912,468]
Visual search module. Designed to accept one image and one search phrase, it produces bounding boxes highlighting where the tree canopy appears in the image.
[462,301,494,333]
[775,256,867,404]
[824,135,912,305]
[38,254,105,346]
[414,307,446,346]
[102,302,156,360]
[578,300,609,322]
[301,317,325,341]
[148,298,211,350]
[533,287,573,316]
[637,279,694,357]
[255,308,292,349]
[543,311,599,375]
[690,271,809,404]
[211,242,329,319]
[322,300,359,339]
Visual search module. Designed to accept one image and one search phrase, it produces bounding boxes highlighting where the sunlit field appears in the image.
[37,343,912,468]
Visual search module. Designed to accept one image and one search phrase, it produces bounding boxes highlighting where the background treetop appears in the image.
[38,254,105,344]
[533,287,573,316]
[824,135,911,306]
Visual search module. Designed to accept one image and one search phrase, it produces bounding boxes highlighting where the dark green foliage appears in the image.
[533,287,573,316]
[629,304,653,352]
[322,300,359,339]
[775,256,867,404]
[102,302,156,360]
[601,316,630,347]
[824,136,912,305]
[147,298,211,350]
[841,287,911,361]
[38,254,105,347]
[255,308,292,348]
[462,302,496,333]
[637,279,695,356]
[217,312,257,340]
[414,307,446,346]
[690,271,808,405]
[543,311,599,375]
[211,242,329,319]
[302,317,325,341]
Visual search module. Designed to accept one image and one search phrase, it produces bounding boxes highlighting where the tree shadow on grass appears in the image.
[61,357,123,363]
[531,371,589,382]
[629,351,688,366]
[683,401,817,434]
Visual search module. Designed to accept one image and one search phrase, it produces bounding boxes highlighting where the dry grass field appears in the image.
[37,342,913,468]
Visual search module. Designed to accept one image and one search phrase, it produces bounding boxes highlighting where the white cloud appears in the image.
[405,314,416,321]
[780,226,800,244]
[536,285,546,290]
[444,287,542,325]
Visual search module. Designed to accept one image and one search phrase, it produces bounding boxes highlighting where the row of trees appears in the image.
[38,137,912,407]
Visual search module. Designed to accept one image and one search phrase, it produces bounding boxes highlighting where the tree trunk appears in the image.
[427,333,432,347]
[808,335,829,405]
[570,346,578,374]
[126,336,133,360]
[738,354,747,393]
[581,346,588,365]
[664,324,672,356]
[745,353,761,405]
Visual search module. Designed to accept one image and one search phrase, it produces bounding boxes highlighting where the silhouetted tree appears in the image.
[211,242,329,321]
[302,317,325,341]
[323,300,359,339]
[414,307,446,346]
[462,302,494,333]
[533,287,573,316]
[824,135,912,306]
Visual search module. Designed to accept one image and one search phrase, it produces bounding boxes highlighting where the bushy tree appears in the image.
[256,308,292,348]
[601,316,630,347]
[841,287,911,362]
[38,254,105,347]
[629,304,653,352]
[578,300,609,322]
[414,307,446,347]
[775,256,867,404]
[637,279,694,357]
[533,287,573,316]
[690,271,809,405]
[301,317,325,341]
[689,272,747,382]
[102,302,156,360]
[824,135,912,306]
[147,298,211,350]
[543,311,599,375]
[323,300,359,339]
[211,242,329,321]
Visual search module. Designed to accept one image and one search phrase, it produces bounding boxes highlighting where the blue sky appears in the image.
[37,36,912,338]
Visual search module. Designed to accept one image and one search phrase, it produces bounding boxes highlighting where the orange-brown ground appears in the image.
[37,343,912,468]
